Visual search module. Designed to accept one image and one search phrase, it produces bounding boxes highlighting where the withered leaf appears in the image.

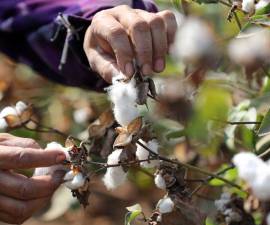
[127,117,143,134]
[65,137,76,148]
[20,105,33,124]
[88,110,115,138]
[147,77,157,99]
[136,82,149,105]
[113,131,133,148]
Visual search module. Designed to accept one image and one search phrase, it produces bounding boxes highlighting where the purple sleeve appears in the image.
[0,0,158,91]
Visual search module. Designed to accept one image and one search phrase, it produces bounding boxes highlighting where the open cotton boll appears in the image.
[256,0,270,9]
[103,149,127,190]
[15,101,28,115]
[228,29,270,66]
[173,17,216,65]
[136,139,159,168]
[64,172,86,190]
[242,0,255,14]
[155,174,166,190]
[0,118,7,130]
[157,197,175,214]
[242,107,257,129]
[0,106,17,118]
[233,152,264,183]
[108,73,139,126]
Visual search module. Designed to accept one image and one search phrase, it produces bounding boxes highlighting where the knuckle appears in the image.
[14,150,30,167]
[18,182,29,199]
[162,10,176,21]
[149,16,165,29]
[115,4,130,11]
[24,138,39,148]
[130,20,149,34]
[108,26,126,41]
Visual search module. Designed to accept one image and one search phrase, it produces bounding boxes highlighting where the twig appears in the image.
[137,140,242,190]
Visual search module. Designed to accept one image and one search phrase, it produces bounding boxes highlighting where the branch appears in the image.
[136,140,242,190]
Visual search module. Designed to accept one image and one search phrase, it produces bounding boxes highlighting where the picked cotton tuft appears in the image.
[154,174,166,190]
[256,0,270,9]
[233,152,270,200]
[15,101,28,115]
[108,73,139,126]
[157,197,175,214]
[172,17,216,65]
[64,171,86,190]
[103,149,127,190]
[242,0,255,14]
[136,139,159,168]
[34,142,70,176]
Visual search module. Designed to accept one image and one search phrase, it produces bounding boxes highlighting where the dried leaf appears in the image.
[19,105,33,123]
[99,110,114,127]
[113,132,133,148]
[127,117,143,134]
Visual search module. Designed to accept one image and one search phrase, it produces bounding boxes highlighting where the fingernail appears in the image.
[142,64,152,75]
[56,153,66,163]
[154,58,165,72]
[52,170,66,185]
[125,62,134,77]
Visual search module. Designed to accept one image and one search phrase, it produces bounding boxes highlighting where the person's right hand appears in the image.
[0,133,66,224]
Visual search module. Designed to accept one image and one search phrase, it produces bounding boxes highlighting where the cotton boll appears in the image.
[0,118,7,130]
[15,101,28,115]
[136,139,159,168]
[157,197,175,214]
[73,108,90,124]
[251,171,270,200]
[243,107,257,129]
[108,73,139,126]
[215,193,231,211]
[64,172,86,190]
[155,174,166,190]
[242,0,255,14]
[256,0,270,9]
[103,149,127,190]
[0,106,17,118]
[228,29,270,66]
[173,17,217,65]
[233,152,264,183]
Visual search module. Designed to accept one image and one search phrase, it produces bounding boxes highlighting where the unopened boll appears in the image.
[103,149,127,190]
[108,73,139,126]
[136,139,159,168]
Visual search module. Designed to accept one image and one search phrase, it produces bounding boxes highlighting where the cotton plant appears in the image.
[225,100,257,149]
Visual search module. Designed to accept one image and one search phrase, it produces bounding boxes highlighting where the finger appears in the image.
[0,212,19,224]
[110,5,153,75]
[157,10,177,47]
[85,47,119,83]
[0,194,50,224]
[86,12,134,77]
[135,10,167,73]
[0,145,66,169]
[0,170,65,200]
[0,133,40,148]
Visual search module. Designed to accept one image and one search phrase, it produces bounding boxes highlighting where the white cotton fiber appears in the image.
[154,174,166,190]
[108,73,139,126]
[46,142,71,161]
[103,149,127,190]
[15,101,28,115]
[136,139,159,168]
[157,197,175,214]
[64,172,86,190]
[242,0,255,13]
[233,152,270,200]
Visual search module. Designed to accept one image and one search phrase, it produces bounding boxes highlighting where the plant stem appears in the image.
[137,140,242,190]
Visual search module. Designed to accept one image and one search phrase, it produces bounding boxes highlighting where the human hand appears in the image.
[0,133,66,224]
[83,5,177,83]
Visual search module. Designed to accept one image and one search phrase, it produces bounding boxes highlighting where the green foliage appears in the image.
[209,165,237,186]
[125,204,143,225]
[258,108,270,136]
